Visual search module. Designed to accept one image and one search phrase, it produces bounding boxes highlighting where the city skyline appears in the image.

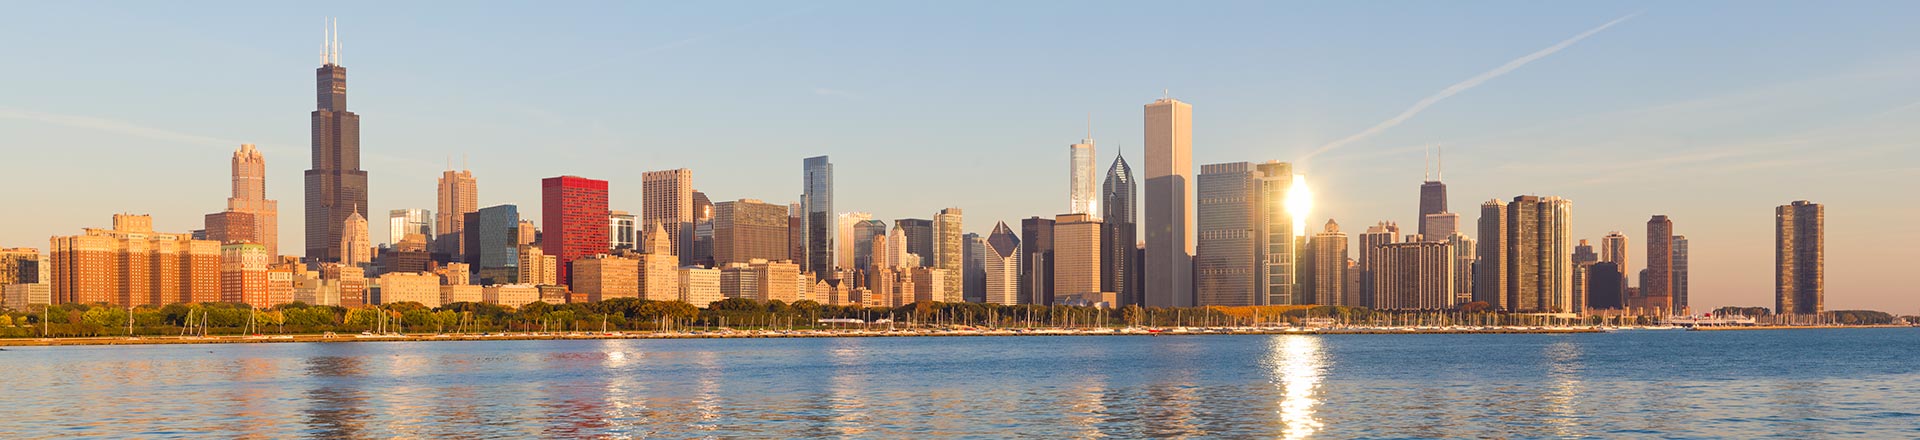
[1,3,1915,312]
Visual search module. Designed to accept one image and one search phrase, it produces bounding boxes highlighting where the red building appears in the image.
[542,176,610,289]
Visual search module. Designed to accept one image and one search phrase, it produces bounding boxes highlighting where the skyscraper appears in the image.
[984,222,1021,306]
[1143,96,1194,308]
[1418,150,1448,238]
[206,144,279,256]
[713,199,791,265]
[1420,213,1458,241]
[1645,215,1675,312]
[1506,195,1574,313]
[837,212,874,271]
[896,218,935,267]
[1673,235,1690,313]
[963,232,986,303]
[1255,161,1298,305]
[1100,153,1138,306]
[934,208,964,302]
[1069,127,1097,217]
[437,168,478,258]
[541,175,610,286]
[1196,162,1258,306]
[1448,232,1476,305]
[637,223,680,302]
[340,208,371,267]
[803,156,834,279]
[50,215,220,306]
[305,21,368,262]
[1584,262,1625,310]
[642,168,695,266]
[1311,219,1349,306]
[1474,200,1508,309]
[388,209,431,246]
[1053,213,1103,303]
[1776,200,1823,316]
[219,243,270,307]
[1571,239,1598,311]
[1020,216,1055,305]
[1370,241,1455,310]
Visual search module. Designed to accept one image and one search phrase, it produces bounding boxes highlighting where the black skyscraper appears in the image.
[306,21,368,262]
[1100,154,1139,306]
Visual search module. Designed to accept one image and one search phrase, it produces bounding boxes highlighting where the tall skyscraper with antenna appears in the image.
[1418,147,1449,238]
[1144,96,1194,308]
[1069,117,1097,217]
[305,18,368,262]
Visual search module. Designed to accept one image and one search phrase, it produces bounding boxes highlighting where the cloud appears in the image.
[1303,12,1640,161]
[0,107,246,149]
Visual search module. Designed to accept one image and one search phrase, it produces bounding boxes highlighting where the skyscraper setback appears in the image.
[1143,96,1194,308]
[205,144,279,256]
[305,21,368,263]
[1417,148,1448,238]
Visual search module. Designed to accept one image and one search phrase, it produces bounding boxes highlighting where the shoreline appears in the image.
[1686,324,1911,331]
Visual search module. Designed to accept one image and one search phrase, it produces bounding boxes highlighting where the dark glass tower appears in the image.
[803,156,833,279]
[1101,154,1138,306]
[305,22,368,262]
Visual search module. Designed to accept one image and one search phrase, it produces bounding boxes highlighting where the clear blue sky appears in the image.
[2,1,1916,312]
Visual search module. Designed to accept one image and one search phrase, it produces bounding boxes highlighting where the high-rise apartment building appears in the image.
[803,156,834,279]
[714,199,791,265]
[541,175,610,286]
[305,24,368,263]
[1143,96,1194,308]
[1069,130,1097,217]
[1571,239,1598,311]
[1776,200,1823,315]
[1196,162,1259,306]
[517,244,558,286]
[1448,232,1476,305]
[1020,216,1055,305]
[1420,213,1458,242]
[1474,200,1508,309]
[219,243,270,307]
[1357,221,1400,308]
[340,208,372,267]
[1311,219,1349,306]
[933,208,964,301]
[679,266,722,307]
[437,168,478,258]
[1369,241,1455,310]
[206,144,279,256]
[1601,231,1629,278]
[609,211,637,251]
[1101,154,1139,306]
[984,222,1021,305]
[641,168,695,266]
[1505,196,1575,313]
[388,209,431,246]
[50,214,220,306]
[1644,215,1675,313]
[1673,235,1690,312]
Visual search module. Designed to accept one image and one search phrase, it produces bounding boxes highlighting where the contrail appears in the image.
[1304,13,1639,160]
[0,107,250,149]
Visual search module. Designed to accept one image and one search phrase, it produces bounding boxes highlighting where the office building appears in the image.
[983,222,1021,305]
[1776,200,1823,315]
[205,144,280,256]
[1673,235,1690,312]
[437,168,478,258]
[911,266,955,303]
[1311,220,1349,306]
[637,223,679,301]
[320,263,366,307]
[219,243,270,307]
[679,266,722,307]
[1357,221,1400,308]
[340,208,372,267]
[541,175,610,286]
[1448,232,1476,305]
[517,244,558,286]
[375,271,440,307]
[803,156,834,279]
[610,211,637,251]
[1101,153,1139,306]
[572,253,639,302]
[1020,216,1055,305]
[0,248,45,287]
[641,168,695,266]
[1572,239,1598,311]
[714,199,790,265]
[1254,161,1299,305]
[481,284,540,308]
[1053,213,1103,304]
[305,24,369,263]
[896,218,935,267]
[837,212,874,271]
[1421,213,1458,242]
[1601,231,1629,278]
[1418,152,1448,238]
[934,208,963,301]
[1584,262,1626,310]
[465,205,521,285]
[963,232,986,303]
[388,209,431,246]
[1143,96,1194,307]
[1196,162,1258,306]
[1069,128,1097,217]
[788,203,807,265]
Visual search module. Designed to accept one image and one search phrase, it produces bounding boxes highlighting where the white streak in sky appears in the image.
[0,107,246,148]
[1305,13,1640,160]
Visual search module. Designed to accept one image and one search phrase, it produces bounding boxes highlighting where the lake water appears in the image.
[3,329,1917,438]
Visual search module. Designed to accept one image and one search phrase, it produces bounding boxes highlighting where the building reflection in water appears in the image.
[301,354,369,439]
[1543,340,1585,437]
[1266,335,1325,440]
[827,338,871,436]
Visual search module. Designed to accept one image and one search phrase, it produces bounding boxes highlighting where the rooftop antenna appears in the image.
[1424,146,1431,181]
[331,18,340,66]
[1437,145,1444,181]
[1163,89,1169,100]
[321,18,329,65]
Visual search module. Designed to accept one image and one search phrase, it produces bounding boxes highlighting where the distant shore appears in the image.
[1687,324,1912,331]
[2,325,1909,347]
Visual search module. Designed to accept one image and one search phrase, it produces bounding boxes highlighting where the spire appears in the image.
[1085,112,1093,143]
[1424,146,1431,181]
[1437,145,1444,181]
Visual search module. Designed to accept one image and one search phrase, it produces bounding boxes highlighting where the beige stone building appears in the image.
[572,253,639,302]
[518,244,558,286]
[437,168,478,256]
[642,168,694,265]
[484,284,541,308]
[678,266,722,307]
[377,272,442,307]
[204,144,280,256]
[638,224,680,301]
[1052,213,1102,302]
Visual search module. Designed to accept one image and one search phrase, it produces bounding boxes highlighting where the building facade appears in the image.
[984,222,1021,305]
[51,215,220,306]
[388,208,431,246]
[1196,162,1259,306]
[305,32,369,263]
[1052,214,1102,304]
[437,168,478,258]
[206,144,280,256]
[541,175,610,286]
[641,168,695,266]
[1143,97,1195,308]
[714,199,791,265]
[1101,154,1139,306]
[1311,220,1349,306]
[803,156,834,279]
[1776,200,1823,315]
